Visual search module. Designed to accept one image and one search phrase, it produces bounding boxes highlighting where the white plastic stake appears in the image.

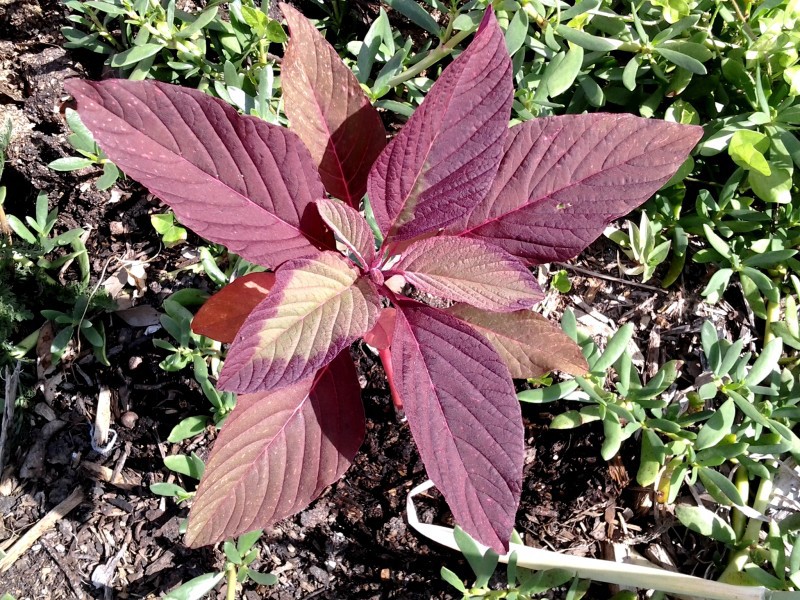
[407,480,780,600]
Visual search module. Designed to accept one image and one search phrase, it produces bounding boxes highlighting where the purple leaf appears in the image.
[390,236,542,312]
[367,8,512,243]
[281,3,386,206]
[447,114,702,264]
[446,305,588,378]
[316,198,376,268]
[186,351,364,547]
[219,251,380,394]
[391,301,523,552]
[65,79,332,269]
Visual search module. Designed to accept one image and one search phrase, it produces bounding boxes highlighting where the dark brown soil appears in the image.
[0,1,746,598]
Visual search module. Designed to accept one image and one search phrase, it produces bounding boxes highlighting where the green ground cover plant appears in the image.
[66,4,698,554]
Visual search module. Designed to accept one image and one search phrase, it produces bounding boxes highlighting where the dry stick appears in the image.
[555,262,668,295]
[0,487,85,573]
[0,362,20,476]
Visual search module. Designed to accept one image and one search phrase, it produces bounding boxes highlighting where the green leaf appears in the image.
[164,452,206,479]
[440,567,467,592]
[518,569,574,595]
[48,157,95,171]
[223,541,242,564]
[637,429,666,486]
[555,24,621,51]
[622,55,640,92]
[654,46,706,75]
[358,9,391,83]
[163,572,225,600]
[698,467,744,506]
[546,45,584,98]
[701,268,733,304]
[246,569,277,586]
[675,504,736,543]
[518,379,579,403]
[237,530,263,555]
[453,526,499,588]
[591,323,634,374]
[505,9,529,56]
[749,164,793,204]
[729,130,771,176]
[167,416,209,443]
[384,0,440,35]
[701,224,732,260]
[695,398,735,451]
[151,212,188,247]
[175,6,219,39]
[744,338,783,386]
[110,43,163,67]
[551,409,600,429]
[150,482,188,497]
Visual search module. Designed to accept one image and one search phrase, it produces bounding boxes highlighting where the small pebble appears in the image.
[381,568,391,580]
[128,356,143,370]
[120,411,138,428]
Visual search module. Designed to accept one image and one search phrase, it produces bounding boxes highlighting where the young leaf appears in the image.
[163,572,225,600]
[446,305,588,378]
[447,114,703,264]
[391,236,543,312]
[363,307,396,350]
[219,252,380,394]
[281,4,386,206]
[192,272,276,343]
[675,504,736,544]
[367,9,513,242]
[186,351,364,547]
[391,302,523,553]
[65,79,331,269]
[315,198,376,267]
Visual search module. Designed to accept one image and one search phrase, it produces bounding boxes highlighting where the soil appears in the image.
[0,1,750,599]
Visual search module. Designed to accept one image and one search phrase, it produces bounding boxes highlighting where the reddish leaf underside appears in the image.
[191,272,276,343]
[446,305,588,378]
[363,307,396,350]
[219,251,380,394]
[367,8,513,242]
[186,351,364,547]
[315,198,376,267]
[391,301,523,553]
[65,79,331,269]
[447,113,703,265]
[391,236,543,312]
[281,3,386,206]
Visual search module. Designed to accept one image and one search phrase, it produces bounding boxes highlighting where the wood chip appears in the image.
[0,487,85,572]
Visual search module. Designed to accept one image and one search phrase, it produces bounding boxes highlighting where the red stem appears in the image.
[378,347,404,412]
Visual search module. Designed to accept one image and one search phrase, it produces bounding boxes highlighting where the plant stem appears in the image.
[385,27,475,89]
[764,294,780,344]
[226,564,237,600]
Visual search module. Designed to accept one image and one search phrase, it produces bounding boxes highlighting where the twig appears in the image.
[42,538,86,600]
[555,262,668,295]
[0,487,85,573]
[0,362,21,476]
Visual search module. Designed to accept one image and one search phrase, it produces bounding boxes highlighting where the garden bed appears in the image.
[1,0,798,599]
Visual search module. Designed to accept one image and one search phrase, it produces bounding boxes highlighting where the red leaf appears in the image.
[186,351,364,547]
[446,305,588,378]
[191,272,276,343]
[448,114,703,264]
[316,198,376,268]
[219,252,380,394]
[281,3,386,206]
[390,236,542,312]
[363,307,396,350]
[367,8,512,243]
[391,301,523,552]
[65,79,332,269]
